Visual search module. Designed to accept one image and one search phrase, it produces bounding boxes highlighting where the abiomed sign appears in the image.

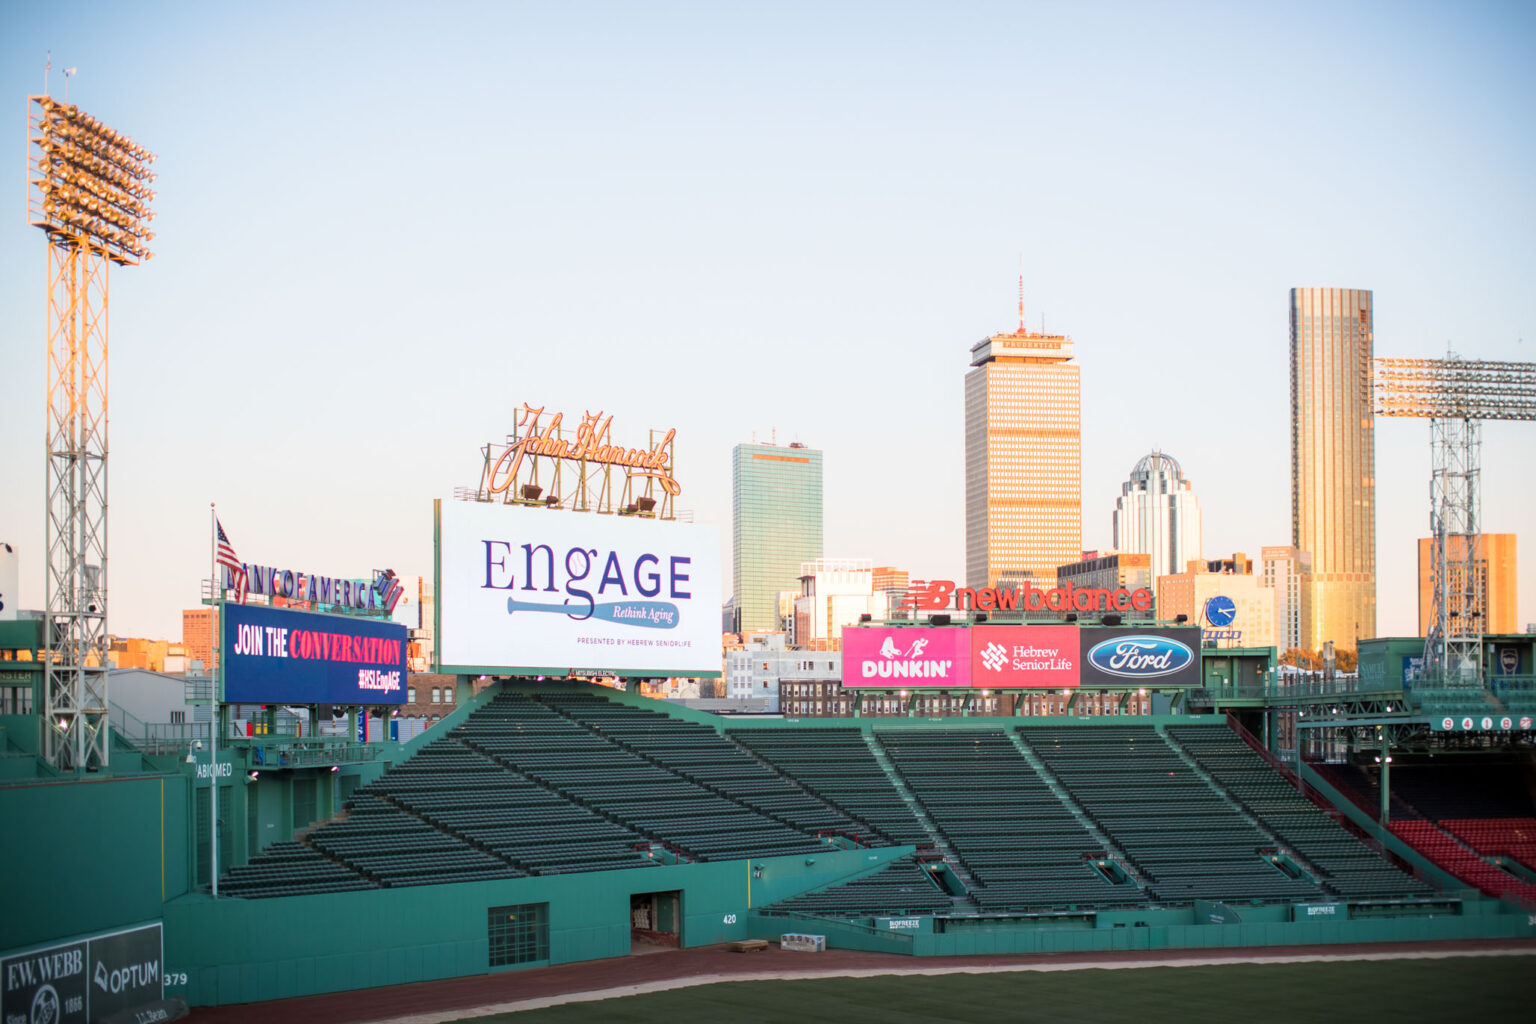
[435,499,721,677]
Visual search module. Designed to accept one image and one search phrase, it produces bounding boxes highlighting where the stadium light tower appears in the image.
[1374,356,1536,686]
[27,92,157,771]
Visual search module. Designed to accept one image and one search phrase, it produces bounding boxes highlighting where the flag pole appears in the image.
[210,502,219,899]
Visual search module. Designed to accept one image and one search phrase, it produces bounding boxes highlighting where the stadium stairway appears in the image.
[1158,727,1333,890]
[1006,729,1150,893]
[859,733,975,888]
[1020,724,1327,905]
[1167,725,1433,902]
[879,729,1143,914]
[762,854,959,918]
[728,727,932,848]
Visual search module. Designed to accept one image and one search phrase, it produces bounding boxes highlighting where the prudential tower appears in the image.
[964,298,1081,591]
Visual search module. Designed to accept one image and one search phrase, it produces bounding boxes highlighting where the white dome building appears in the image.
[1112,451,1202,583]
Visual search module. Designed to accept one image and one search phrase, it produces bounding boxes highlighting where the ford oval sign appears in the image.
[1085,635,1195,679]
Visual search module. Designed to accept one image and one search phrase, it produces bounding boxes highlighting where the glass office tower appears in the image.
[1290,287,1376,649]
[732,442,823,634]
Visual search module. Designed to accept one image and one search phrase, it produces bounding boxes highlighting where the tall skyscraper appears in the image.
[1290,287,1376,650]
[965,324,1081,589]
[1112,450,1202,582]
[732,441,823,634]
[1417,534,1517,637]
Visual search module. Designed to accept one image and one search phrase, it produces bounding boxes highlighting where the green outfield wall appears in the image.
[162,845,911,1006]
[0,773,189,951]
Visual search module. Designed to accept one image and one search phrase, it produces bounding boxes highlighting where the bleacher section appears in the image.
[218,841,374,899]
[537,693,876,843]
[767,856,955,917]
[1168,727,1432,900]
[221,689,1477,916]
[361,736,653,875]
[1441,818,1536,874]
[728,728,930,845]
[1022,725,1323,904]
[1389,820,1536,906]
[456,693,827,861]
[878,730,1137,911]
[306,792,523,887]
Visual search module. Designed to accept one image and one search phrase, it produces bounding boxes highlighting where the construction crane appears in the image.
[1374,356,1536,685]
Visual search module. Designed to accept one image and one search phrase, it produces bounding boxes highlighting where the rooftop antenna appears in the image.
[1017,255,1024,333]
[62,65,77,103]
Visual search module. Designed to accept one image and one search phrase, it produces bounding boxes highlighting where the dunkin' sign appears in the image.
[842,627,971,688]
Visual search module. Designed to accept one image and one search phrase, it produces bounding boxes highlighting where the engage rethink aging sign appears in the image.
[435,500,722,676]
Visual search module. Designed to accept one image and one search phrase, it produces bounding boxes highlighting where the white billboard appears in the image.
[435,500,721,676]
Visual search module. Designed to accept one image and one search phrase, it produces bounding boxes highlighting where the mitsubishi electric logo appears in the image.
[979,642,1009,672]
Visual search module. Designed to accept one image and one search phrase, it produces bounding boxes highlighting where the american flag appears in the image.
[215,518,247,603]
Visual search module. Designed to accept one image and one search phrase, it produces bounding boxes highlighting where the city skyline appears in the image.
[1,3,1533,643]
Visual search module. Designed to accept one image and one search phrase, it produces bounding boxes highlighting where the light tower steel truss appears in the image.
[1374,357,1536,686]
[28,93,156,771]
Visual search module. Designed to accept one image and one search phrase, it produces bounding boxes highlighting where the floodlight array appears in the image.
[28,94,157,264]
[1374,357,1536,422]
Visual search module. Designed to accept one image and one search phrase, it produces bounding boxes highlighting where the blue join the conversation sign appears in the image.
[222,603,407,705]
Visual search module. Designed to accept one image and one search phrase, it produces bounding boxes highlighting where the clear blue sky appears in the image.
[2,1,1533,643]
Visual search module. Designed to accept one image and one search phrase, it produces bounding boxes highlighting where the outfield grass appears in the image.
[457,956,1533,1023]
